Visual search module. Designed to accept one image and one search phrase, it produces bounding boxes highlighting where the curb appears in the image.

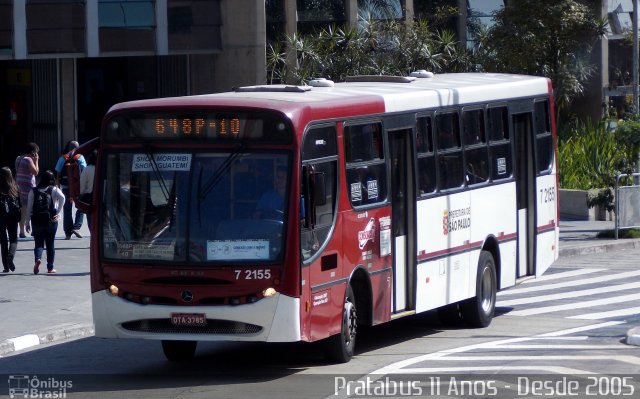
[558,239,640,258]
[0,323,94,357]
[627,328,640,346]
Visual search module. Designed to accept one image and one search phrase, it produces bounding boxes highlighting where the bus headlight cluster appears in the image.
[263,287,277,298]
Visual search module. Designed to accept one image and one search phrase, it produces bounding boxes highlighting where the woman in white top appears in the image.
[27,170,65,274]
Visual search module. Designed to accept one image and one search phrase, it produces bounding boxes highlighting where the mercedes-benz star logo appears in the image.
[181,290,194,302]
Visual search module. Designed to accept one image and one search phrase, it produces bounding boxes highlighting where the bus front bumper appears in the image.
[92,290,301,342]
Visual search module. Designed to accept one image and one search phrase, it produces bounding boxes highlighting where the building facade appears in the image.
[0,0,265,169]
[1,0,626,169]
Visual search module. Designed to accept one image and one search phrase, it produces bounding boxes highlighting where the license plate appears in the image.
[170,313,206,327]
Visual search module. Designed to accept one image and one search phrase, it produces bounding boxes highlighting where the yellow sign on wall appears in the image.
[7,69,32,86]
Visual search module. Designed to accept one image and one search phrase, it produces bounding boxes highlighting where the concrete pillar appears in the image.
[346,0,358,28]
[59,59,76,145]
[457,0,467,45]
[404,0,414,21]
[284,0,297,80]
[211,0,266,92]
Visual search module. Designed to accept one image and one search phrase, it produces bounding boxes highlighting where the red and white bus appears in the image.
[74,72,559,363]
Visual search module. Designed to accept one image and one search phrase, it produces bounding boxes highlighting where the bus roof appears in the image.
[108,73,551,117]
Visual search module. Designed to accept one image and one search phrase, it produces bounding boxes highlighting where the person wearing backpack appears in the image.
[54,140,86,240]
[0,167,21,273]
[26,170,65,274]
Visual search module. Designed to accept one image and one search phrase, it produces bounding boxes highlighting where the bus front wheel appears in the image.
[325,285,357,363]
[161,340,197,362]
[461,251,496,328]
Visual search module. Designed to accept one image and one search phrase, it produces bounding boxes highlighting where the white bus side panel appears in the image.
[535,173,559,277]
[469,182,518,289]
[415,183,517,313]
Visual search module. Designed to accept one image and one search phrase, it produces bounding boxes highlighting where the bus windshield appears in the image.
[101,151,290,264]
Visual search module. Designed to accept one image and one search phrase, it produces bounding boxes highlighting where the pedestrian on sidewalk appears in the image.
[15,142,39,238]
[27,170,65,274]
[55,140,86,240]
[0,167,21,273]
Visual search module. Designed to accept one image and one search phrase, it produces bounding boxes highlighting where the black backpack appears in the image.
[31,187,54,226]
[0,193,20,221]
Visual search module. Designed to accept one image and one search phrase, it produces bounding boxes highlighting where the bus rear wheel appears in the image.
[161,340,197,362]
[325,285,357,363]
[461,251,496,327]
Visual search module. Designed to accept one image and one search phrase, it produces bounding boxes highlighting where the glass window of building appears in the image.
[0,0,11,56]
[266,0,286,44]
[467,0,504,49]
[168,0,222,51]
[26,0,86,54]
[297,0,346,34]
[99,0,156,52]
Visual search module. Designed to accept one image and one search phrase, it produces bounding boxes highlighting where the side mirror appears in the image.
[69,137,100,214]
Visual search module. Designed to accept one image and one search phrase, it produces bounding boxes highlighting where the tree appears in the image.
[474,0,607,119]
[267,13,471,85]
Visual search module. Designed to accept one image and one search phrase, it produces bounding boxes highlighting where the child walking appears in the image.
[27,170,65,274]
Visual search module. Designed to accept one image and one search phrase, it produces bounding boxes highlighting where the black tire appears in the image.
[324,286,357,363]
[161,340,197,362]
[461,250,497,327]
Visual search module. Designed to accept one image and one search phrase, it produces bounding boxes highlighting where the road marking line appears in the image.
[8,335,40,352]
[520,268,604,284]
[499,281,640,306]
[537,321,623,336]
[329,321,624,399]
[498,270,640,296]
[372,321,621,374]
[429,355,640,365]
[481,344,626,350]
[387,366,594,374]
[508,293,640,316]
[569,306,640,320]
[389,365,596,375]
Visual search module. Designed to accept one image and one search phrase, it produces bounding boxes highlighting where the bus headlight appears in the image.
[109,285,119,296]
[262,288,277,298]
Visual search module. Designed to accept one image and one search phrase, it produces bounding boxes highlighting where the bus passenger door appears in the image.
[513,112,536,277]
[388,129,416,312]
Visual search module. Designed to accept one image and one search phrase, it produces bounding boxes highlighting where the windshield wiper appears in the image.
[198,141,245,201]
[144,144,170,203]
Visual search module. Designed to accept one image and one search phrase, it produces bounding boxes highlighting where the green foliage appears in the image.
[266,14,471,85]
[614,117,640,175]
[558,117,640,212]
[597,229,640,239]
[474,0,607,117]
[557,119,622,191]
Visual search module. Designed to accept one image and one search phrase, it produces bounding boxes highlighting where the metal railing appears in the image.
[615,173,640,239]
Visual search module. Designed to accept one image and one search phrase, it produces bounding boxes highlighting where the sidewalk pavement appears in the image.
[1,218,639,356]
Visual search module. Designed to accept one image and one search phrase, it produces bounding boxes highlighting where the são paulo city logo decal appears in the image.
[442,210,449,235]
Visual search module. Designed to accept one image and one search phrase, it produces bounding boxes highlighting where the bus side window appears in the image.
[416,116,436,195]
[435,111,463,190]
[463,109,489,185]
[301,125,339,261]
[535,99,553,174]
[345,122,387,206]
[488,106,513,180]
